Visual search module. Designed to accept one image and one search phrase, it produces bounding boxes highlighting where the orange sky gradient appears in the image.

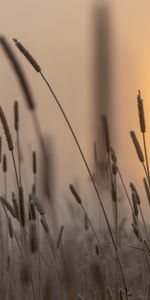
[0,0,150,218]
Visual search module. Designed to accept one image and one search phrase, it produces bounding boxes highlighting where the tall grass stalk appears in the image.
[13,38,129,296]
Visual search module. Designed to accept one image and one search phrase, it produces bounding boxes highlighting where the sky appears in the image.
[0,0,150,217]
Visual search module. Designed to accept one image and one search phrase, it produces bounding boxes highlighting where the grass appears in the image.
[0,36,149,299]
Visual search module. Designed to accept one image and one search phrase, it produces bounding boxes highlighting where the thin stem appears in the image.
[33,174,36,193]
[32,111,46,155]
[16,130,22,186]
[143,133,149,182]
[81,203,106,259]
[39,71,128,296]
[114,176,118,300]
[80,203,111,286]
[139,206,150,247]
[4,172,7,199]
[11,151,19,188]
[46,233,65,297]
[143,163,150,187]
[137,219,150,274]
[117,167,133,212]
[148,285,150,300]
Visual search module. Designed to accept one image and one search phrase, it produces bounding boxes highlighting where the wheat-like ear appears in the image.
[12,192,19,220]
[130,182,141,205]
[13,38,41,72]
[14,100,19,131]
[0,106,14,151]
[132,191,139,216]
[137,90,146,133]
[130,130,144,163]
[2,154,7,173]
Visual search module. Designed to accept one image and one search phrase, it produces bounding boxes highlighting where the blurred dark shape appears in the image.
[43,276,53,300]
[61,240,79,300]
[40,136,55,203]
[0,36,35,110]
[92,4,113,162]
[90,258,106,300]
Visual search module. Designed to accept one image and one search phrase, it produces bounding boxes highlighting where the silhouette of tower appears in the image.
[93,4,112,164]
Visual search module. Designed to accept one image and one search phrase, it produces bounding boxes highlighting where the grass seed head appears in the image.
[137,90,146,133]
[130,130,144,163]
[0,106,14,151]
[13,38,41,72]
[14,100,19,131]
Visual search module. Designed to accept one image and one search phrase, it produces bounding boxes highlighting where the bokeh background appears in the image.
[0,0,150,219]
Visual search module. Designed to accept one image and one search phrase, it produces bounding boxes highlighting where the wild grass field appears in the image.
[0,36,149,300]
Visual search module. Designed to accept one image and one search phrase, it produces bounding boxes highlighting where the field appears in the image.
[0,36,149,300]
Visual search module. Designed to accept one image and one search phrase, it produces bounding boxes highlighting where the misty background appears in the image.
[0,0,150,219]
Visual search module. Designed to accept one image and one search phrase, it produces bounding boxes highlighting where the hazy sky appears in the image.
[0,0,150,215]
